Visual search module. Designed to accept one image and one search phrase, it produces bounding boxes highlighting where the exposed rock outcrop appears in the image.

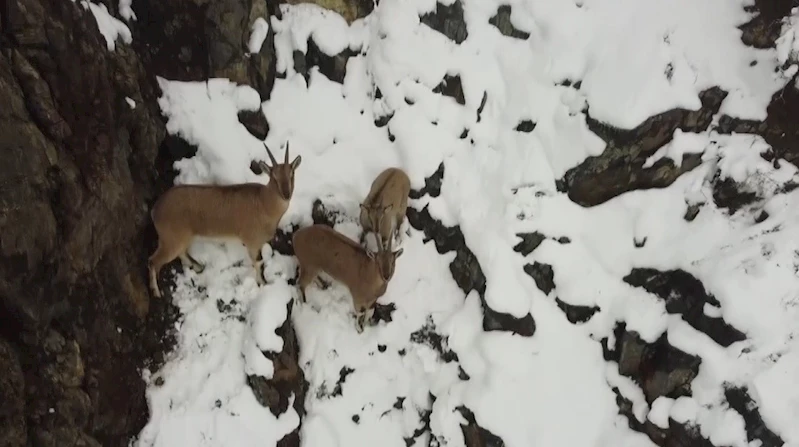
[1,0,174,445]
[132,0,274,96]
[560,87,728,207]
[407,166,537,338]
[247,300,307,447]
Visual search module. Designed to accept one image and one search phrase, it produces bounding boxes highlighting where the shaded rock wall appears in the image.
[2,0,795,445]
[0,0,172,445]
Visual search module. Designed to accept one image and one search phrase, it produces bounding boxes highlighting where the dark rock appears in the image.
[0,0,181,444]
[514,120,536,132]
[513,232,546,256]
[272,225,299,256]
[409,162,445,199]
[457,406,506,447]
[420,0,468,44]
[371,302,397,324]
[738,0,796,48]
[352,414,360,424]
[247,300,307,445]
[294,38,357,84]
[623,268,746,347]
[604,324,701,403]
[328,366,355,397]
[476,91,488,122]
[562,87,727,206]
[403,394,434,447]
[683,203,702,222]
[238,108,270,140]
[725,386,784,447]
[0,339,25,447]
[612,386,715,447]
[433,74,465,105]
[523,262,554,296]
[716,75,799,169]
[407,204,536,336]
[711,176,759,215]
[311,198,342,227]
[410,318,459,363]
[375,111,394,128]
[488,5,530,40]
[553,298,599,324]
[133,0,274,96]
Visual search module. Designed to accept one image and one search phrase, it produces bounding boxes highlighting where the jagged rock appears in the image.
[410,318,459,363]
[513,232,546,256]
[623,268,746,347]
[247,301,307,446]
[133,0,274,96]
[488,5,530,40]
[293,37,358,84]
[716,76,799,168]
[553,298,599,324]
[604,324,701,404]
[457,406,506,447]
[280,0,374,24]
[613,388,714,447]
[710,175,760,215]
[408,162,444,199]
[523,262,554,295]
[725,386,784,447]
[562,87,728,206]
[738,0,796,48]
[239,109,270,140]
[0,0,179,445]
[0,339,25,447]
[514,120,536,132]
[433,75,466,105]
[420,0,468,44]
[408,196,536,336]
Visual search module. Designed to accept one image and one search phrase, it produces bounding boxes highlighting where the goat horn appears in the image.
[264,142,278,166]
[284,141,290,164]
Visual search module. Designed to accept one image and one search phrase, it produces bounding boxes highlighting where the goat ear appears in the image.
[366,249,376,260]
[394,248,404,258]
[291,155,302,170]
[258,161,272,175]
[383,204,393,213]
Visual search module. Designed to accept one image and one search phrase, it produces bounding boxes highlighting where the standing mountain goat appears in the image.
[359,167,411,247]
[148,143,301,298]
[293,210,404,332]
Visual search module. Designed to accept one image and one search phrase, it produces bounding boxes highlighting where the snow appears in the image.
[84,1,132,51]
[136,0,799,447]
[248,18,270,54]
[119,0,136,21]
[777,8,799,68]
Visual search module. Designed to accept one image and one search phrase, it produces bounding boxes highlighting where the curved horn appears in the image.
[284,141,290,164]
[264,142,278,166]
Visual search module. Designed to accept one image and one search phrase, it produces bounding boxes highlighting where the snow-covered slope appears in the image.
[130,1,799,446]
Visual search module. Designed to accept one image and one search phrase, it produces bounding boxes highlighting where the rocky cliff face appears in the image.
[1,0,798,446]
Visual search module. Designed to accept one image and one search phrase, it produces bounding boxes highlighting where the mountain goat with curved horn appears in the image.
[148,142,302,298]
[359,167,411,248]
[292,208,404,333]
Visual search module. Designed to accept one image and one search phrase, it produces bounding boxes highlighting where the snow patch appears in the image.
[84,1,132,51]
[248,18,270,54]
